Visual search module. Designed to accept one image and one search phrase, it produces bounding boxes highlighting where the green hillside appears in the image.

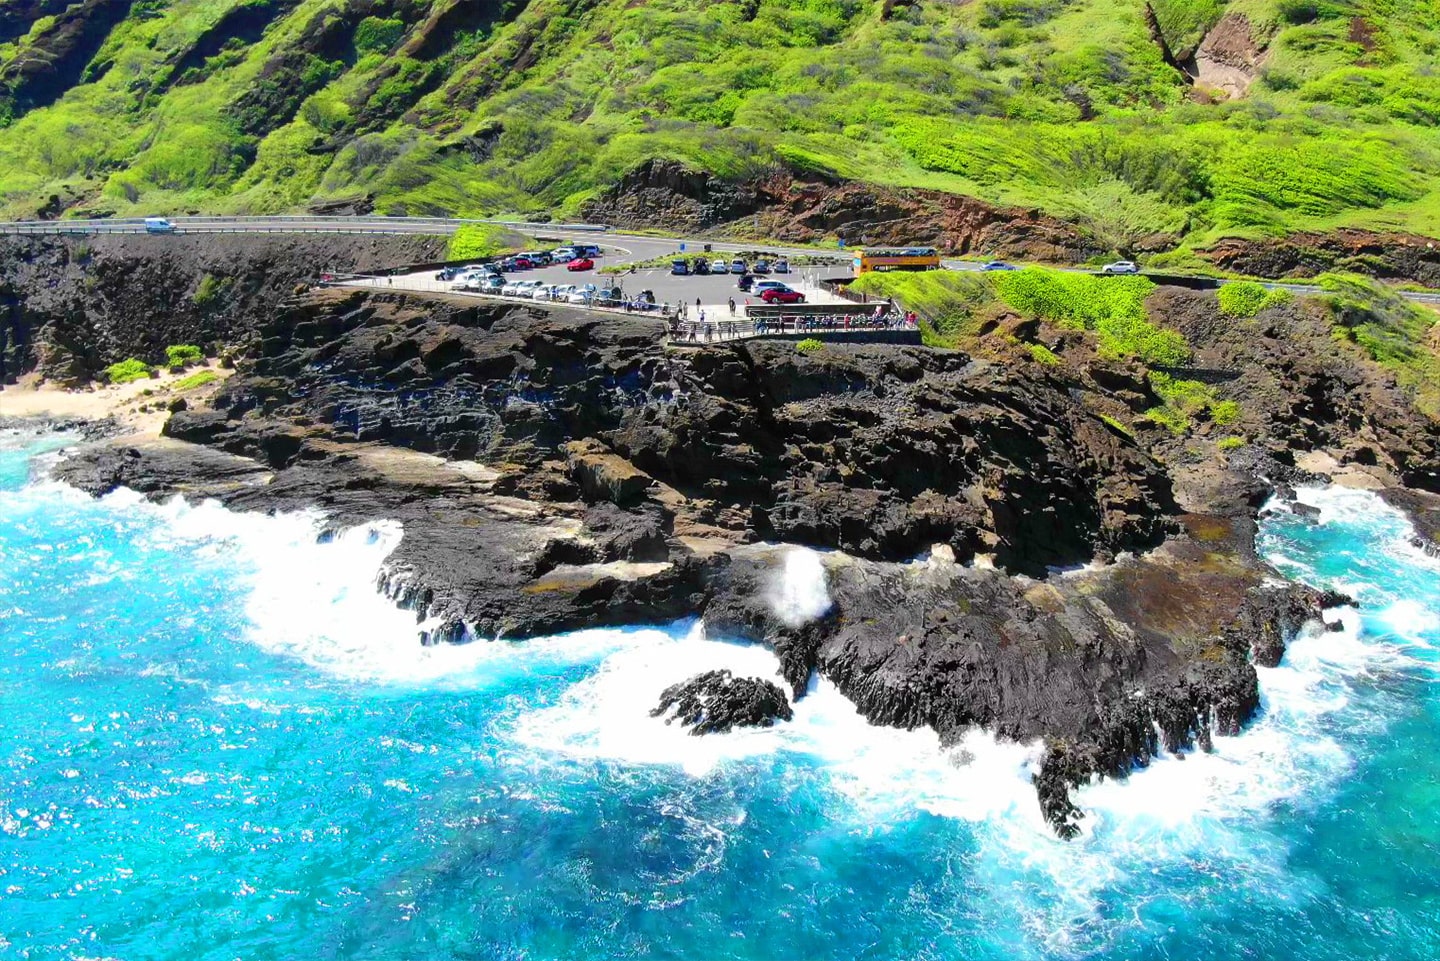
[2,0,1438,253]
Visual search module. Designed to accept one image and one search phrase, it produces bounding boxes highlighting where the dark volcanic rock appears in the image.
[1152,287,1440,493]
[0,233,447,384]
[651,669,794,734]
[32,283,1349,838]
[700,540,1331,838]
[160,288,1177,577]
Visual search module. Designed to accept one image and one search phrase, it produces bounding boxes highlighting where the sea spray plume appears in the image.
[765,547,832,628]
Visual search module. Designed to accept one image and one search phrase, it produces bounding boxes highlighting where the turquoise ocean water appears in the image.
[1,429,1438,959]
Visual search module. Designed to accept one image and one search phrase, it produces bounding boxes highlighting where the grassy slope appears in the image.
[1,0,1439,252]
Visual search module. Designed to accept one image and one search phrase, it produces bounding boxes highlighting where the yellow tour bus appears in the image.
[852,246,941,274]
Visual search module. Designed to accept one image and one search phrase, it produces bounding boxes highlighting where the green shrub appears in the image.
[1217,435,1246,450]
[1218,282,1293,318]
[1028,343,1061,365]
[447,223,521,260]
[848,271,994,347]
[1319,272,1440,417]
[354,17,405,55]
[1210,399,1242,425]
[104,358,153,384]
[1143,405,1191,435]
[192,273,228,308]
[796,338,824,355]
[1148,371,1239,433]
[165,344,203,369]
[172,369,219,391]
[992,268,1190,365]
[1100,413,1133,438]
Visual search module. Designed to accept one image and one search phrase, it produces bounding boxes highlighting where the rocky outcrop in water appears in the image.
[39,283,1345,837]
[652,669,794,734]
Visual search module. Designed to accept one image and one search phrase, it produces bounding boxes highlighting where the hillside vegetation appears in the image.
[2,0,1439,253]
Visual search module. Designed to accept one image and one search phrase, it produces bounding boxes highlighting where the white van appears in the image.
[144,217,176,234]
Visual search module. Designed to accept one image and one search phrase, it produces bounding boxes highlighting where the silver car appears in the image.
[1101,260,1139,274]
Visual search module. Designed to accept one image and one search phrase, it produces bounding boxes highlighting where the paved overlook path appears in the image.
[5,215,1439,306]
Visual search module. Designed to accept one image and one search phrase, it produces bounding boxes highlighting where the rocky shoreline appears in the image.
[6,234,1437,837]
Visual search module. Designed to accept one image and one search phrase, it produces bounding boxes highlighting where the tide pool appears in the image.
[1,430,1437,959]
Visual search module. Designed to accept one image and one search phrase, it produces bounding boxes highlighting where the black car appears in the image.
[753,260,771,274]
[737,274,755,292]
[435,266,463,281]
[692,258,710,275]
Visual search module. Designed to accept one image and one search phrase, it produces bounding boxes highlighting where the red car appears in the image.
[512,257,537,269]
[761,287,805,304]
[567,257,595,271]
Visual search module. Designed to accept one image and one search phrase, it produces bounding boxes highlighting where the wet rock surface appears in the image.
[651,669,794,734]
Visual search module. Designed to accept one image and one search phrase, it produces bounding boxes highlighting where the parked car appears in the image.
[499,258,521,271]
[737,274,755,292]
[753,260,771,274]
[436,266,464,282]
[567,257,595,271]
[479,275,505,291]
[691,258,710,275]
[774,260,790,274]
[982,261,1018,271]
[551,247,577,261]
[730,259,747,274]
[761,287,805,304]
[567,284,598,304]
[752,280,788,294]
[712,258,730,273]
[670,259,690,276]
[512,257,538,269]
[1101,260,1139,274]
[573,243,603,258]
[503,280,540,297]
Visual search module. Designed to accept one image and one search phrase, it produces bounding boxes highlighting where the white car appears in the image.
[711,258,729,273]
[1101,260,1140,274]
[752,280,789,294]
[567,283,598,304]
[502,280,537,297]
[552,247,577,261]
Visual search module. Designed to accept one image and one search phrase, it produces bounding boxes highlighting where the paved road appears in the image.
[4,215,1438,304]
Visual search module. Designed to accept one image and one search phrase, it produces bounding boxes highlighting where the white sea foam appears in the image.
[764,546,832,627]
[91,490,647,687]
[82,479,1439,920]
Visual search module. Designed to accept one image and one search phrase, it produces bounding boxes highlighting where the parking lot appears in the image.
[368,255,854,318]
